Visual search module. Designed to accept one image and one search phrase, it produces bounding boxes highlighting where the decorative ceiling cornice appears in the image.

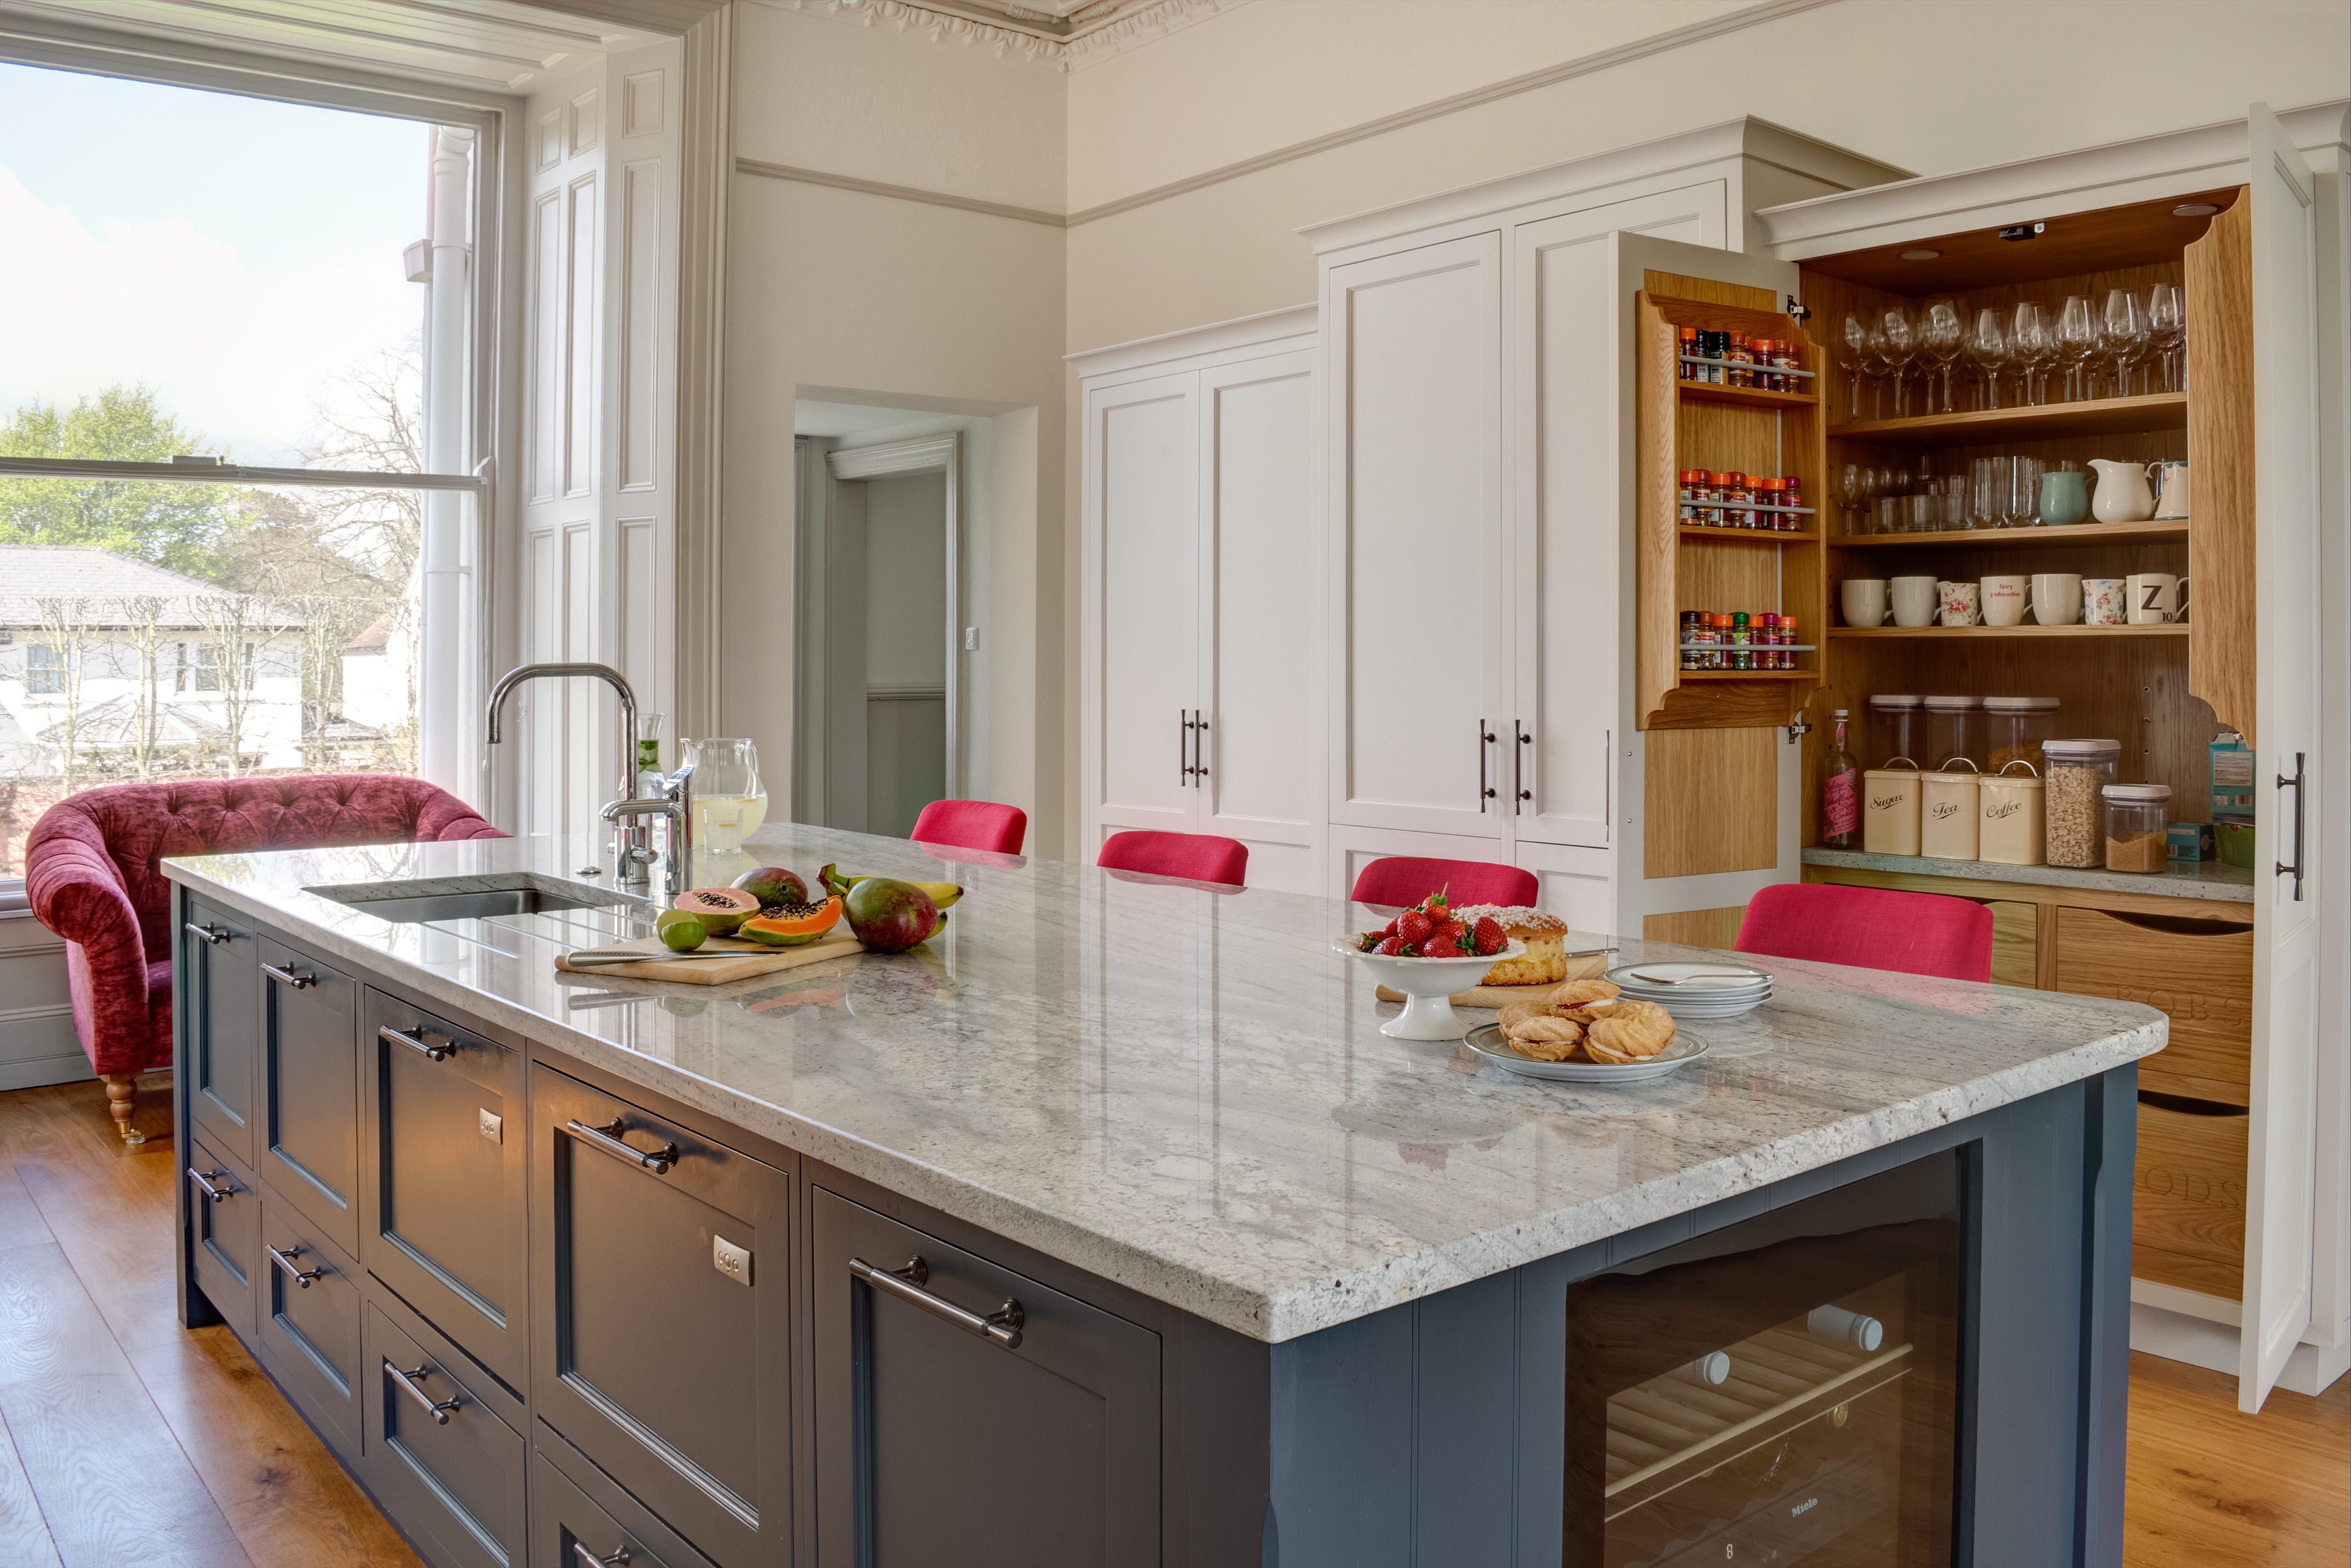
[749,0,1250,71]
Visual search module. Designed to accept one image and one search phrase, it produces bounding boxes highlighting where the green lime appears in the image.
[656,910,708,952]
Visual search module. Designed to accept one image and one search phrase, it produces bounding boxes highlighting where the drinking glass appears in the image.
[2100,289,2148,397]
[1840,462,1869,535]
[683,736,767,853]
[1966,308,2009,409]
[1880,304,1918,417]
[2055,295,2099,402]
[1836,314,1870,420]
[2146,283,2186,392]
[2010,302,2052,405]
[2007,456,2045,528]
[1920,298,1965,413]
[1969,456,2006,530]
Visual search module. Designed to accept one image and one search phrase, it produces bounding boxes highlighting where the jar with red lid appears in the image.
[1781,474,1806,531]
[1707,613,1731,668]
[1724,472,1755,527]
[1755,339,1781,392]
[1772,339,1801,392]
[1725,334,1754,389]
[1705,473,1735,526]
[1778,615,1799,668]
[1754,476,1785,529]
[1678,469,1708,523]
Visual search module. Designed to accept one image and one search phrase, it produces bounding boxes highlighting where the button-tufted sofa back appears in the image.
[28,775,502,961]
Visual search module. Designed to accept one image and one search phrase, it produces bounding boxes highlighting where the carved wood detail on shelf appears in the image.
[2183,188,2255,746]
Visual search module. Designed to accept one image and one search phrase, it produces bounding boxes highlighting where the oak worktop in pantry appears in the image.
[164,822,2166,1342]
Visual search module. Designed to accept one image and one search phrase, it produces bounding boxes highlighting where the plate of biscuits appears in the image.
[1458,979,1708,1082]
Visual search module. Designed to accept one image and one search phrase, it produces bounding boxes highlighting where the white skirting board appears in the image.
[0,1003,89,1089]
[2131,1290,2351,1396]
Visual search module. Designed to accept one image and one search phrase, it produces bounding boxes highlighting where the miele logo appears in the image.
[1788,1496,1819,1518]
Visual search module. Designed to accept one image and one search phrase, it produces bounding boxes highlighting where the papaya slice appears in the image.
[737,895,845,948]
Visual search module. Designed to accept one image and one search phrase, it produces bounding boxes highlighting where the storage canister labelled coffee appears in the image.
[1978,760,2045,866]
[2105,783,2171,873]
[2044,738,2121,868]
[1862,763,1923,856]
[1920,762,1982,862]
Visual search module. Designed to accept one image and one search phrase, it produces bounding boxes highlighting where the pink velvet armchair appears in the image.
[26,775,503,1141]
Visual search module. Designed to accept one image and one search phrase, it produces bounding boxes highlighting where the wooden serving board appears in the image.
[556,931,864,985]
[1374,952,1613,1010]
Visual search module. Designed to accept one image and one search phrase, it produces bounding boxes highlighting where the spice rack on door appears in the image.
[1635,290,1829,731]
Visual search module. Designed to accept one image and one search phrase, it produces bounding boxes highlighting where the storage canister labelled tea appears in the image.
[1920,763,1982,861]
[1978,760,2045,866]
[1862,763,1922,856]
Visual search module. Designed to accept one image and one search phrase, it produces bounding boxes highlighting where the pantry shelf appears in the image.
[1827,520,2188,550]
[1829,391,2186,447]
[1678,380,1818,411]
[1677,668,1818,680]
[1680,525,1822,543]
[1827,623,2189,639]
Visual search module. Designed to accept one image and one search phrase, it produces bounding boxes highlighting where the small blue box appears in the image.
[2168,823,2215,861]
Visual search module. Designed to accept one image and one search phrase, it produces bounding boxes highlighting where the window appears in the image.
[176,641,255,695]
[25,644,63,697]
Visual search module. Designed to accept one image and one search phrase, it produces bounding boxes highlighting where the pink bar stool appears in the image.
[909,799,1028,856]
[1350,856,1537,910]
[1097,830,1248,889]
[1735,883,1993,984]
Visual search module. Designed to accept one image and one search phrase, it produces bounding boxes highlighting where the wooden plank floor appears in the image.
[0,1074,2343,1565]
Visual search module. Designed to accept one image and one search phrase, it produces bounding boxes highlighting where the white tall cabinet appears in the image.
[1074,309,1324,894]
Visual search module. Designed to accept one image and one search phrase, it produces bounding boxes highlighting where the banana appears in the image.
[818,863,963,910]
[915,880,963,910]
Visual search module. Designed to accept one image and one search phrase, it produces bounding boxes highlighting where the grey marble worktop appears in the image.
[1802,846,2256,903]
[166,827,2166,1342]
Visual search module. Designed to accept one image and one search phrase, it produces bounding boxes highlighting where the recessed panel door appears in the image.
[185,1135,259,1336]
[255,1188,364,1457]
[361,1302,525,1568]
[259,937,360,1258]
[183,896,261,1168]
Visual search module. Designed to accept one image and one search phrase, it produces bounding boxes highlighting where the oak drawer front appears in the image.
[361,1301,525,1568]
[813,1189,1162,1568]
[363,989,527,1393]
[260,937,362,1255]
[2134,1096,2248,1300]
[184,897,262,1169]
[532,1067,793,1568]
[532,1425,718,1568]
[186,1135,259,1336]
[2052,907,2251,1102]
[255,1188,365,1456]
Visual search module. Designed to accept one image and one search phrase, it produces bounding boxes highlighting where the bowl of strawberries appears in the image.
[1334,890,1523,1040]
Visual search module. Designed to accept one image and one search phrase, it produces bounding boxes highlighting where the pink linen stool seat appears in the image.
[1734,882,1993,984]
[910,799,1028,856]
[1097,830,1248,889]
[1350,856,1538,912]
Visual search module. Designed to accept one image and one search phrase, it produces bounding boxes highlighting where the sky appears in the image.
[0,62,429,466]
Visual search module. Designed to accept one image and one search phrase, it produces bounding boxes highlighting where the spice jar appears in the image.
[1985,696,2060,775]
[1979,761,2045,866]
[1920,762,1982,861]
[2104,784,2171,873]
[1724,472,1755,527]
[1868,694,1922,769]
[1678,326,1699,380]
[1781,474,1805,531]
[2044,738,2121,868]
[1706,471,1737,526]
[1924,694,1983,770]
[1751,338,1777,391]
[1679,610,1703,671]
[1772,339,1802,392]
[1728,611,1754,670]
[1679,469,1708,523]
[1777,615,1799,669]
[1862,763,1922,856]
[1725,333,1754,388]
[1754,475,1786,529]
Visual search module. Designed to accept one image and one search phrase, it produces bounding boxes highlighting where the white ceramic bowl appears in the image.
[1335,935,1524,1040]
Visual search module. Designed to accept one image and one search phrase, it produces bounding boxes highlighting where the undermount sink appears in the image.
[304,873,631,925]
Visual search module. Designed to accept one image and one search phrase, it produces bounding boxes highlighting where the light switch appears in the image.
[478,1108,503,1144]
[963,626,980,652]
[713,1234,753,1286]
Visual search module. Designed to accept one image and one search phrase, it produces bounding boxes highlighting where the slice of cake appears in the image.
[1451,905,1569,985]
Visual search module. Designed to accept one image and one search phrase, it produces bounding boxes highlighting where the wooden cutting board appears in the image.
[556,931,864,985]
[1374,951,1613,1009]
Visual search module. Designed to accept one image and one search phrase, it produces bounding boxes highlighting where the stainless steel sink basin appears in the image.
[304,873,630,924]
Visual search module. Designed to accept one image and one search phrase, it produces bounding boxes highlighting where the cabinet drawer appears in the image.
[261,937,362,1255]
[532,1067,793,1568]
[2134,1095,2248,1301]
[361,1300,525,1568]
[255,1187,365,1456]
[185,1135,259,1336]
[2052,907,2251,1103]
[532,1424,718,1568]
[184,896,262,1169]
[813,1188,1162,1568]
[362,989,527,1393]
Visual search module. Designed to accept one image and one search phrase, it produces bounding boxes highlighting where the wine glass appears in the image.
[1880,304,1918,417]
[1920,298,1965,413]
[2055,295,2099,402]
[1861,317,1895,419]
[2010,302,2051,405]
[1836,314,1870,421]
[2146,283,2186,392]
[2101,288,2149,397]
[1966,308,2010,408]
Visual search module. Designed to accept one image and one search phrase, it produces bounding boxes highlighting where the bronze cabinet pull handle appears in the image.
[186,1167,235,1203]
[379,1024,454,1062]
[183,921,232,946]
[265,1243,326,1288]
[261,961,316,990]
[389,1361,464,1425]
[565,1117,680,1176]
[850,1254,1024,1349]
[573,1542,633,1567]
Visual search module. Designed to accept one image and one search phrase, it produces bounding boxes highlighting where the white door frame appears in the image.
[827,434,963,807]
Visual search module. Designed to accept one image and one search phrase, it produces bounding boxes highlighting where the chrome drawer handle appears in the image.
[183,921,232,946]
[566,1117,680,1176]
[261,961,316,990]
[379,1024,454,1062]
[573,1543,633,1568]
[186,1167,235,1203]
[849,1255,1024,1350]
[390,1361,464,1425]
[265,1243,326,1288]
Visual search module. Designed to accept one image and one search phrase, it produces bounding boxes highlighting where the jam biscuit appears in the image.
[1504,1015,1583,1062]
[1586,999,1676,1061]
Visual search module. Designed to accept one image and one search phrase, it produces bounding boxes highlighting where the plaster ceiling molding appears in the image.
[754,0,1250,70]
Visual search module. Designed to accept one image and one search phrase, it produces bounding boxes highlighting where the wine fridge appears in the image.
[1564,1151,1966,1567]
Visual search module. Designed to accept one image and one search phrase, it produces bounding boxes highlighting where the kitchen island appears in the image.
[167,826,2164,1568]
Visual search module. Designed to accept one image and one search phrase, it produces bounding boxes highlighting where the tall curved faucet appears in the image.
[486,663,648,883]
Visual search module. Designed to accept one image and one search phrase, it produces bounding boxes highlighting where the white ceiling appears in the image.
[6,0,671,94]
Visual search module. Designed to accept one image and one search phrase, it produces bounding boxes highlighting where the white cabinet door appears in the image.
[1511,188,1723,850]
[1084,372,1201,847]
[1200,351,1322,895]
[1325,233,1507,841]
[1512,839,1616,940]
[2240,102,2327,1414]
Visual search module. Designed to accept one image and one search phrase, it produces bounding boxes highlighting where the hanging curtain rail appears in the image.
[0,456,490,490]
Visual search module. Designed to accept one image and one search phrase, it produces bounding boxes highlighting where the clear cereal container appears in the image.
[2043,738,2121,869]
[2104,783,2172,873]
[1984,696,2059,776]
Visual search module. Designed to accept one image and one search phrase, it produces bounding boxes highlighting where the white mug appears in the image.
[2083,577,2127,626]
[2031,572,2084,625]
[1890,576,1939,629]
[1841,578,1890,628]
[1937,581,1981,626]
[2129,572,2182,624]
[1980,574,2033,628]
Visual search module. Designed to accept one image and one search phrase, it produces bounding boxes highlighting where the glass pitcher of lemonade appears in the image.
[682,737,766,853]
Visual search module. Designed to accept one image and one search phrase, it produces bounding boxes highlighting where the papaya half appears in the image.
[737,895,845,948]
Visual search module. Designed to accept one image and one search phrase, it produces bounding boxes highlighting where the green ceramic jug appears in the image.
[2038,467,2090,526]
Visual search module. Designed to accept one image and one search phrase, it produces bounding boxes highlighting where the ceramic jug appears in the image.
[2152,459,2190,520]
[2038,468,2090,526]
[2088,458,2157,523]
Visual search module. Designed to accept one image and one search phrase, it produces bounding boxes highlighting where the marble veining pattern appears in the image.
[167,827,2167,1342]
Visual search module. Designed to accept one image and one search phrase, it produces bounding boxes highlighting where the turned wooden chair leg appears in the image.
[99,1073,144,1145]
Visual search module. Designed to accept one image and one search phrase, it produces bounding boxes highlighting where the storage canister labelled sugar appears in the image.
[1862,763,1923,857]
[1978,760,2045,866]
[1920,762,1982,861]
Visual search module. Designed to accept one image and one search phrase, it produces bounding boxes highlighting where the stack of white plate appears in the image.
[1603,960,1772,1021]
